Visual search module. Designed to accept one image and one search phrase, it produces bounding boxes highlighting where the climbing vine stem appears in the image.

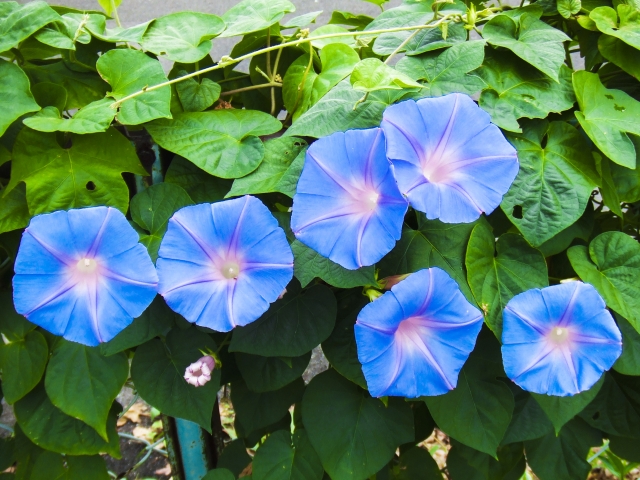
[109,10,505,110]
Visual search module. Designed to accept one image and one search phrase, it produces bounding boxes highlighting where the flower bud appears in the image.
[184,355,216,387]
[379,274,410,290]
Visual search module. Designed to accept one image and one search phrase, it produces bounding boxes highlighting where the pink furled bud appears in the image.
[278,288,287,300]
[380,274,410,290]
[184,355,215,387]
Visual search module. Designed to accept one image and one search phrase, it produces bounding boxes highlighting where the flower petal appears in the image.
[502,282,622,396]
[381,93,518,223]
[292,128,407,269]
[355,268,483,398]
[13,207,158,346]
[158,196,293,332]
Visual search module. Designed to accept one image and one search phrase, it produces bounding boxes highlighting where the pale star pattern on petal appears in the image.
[355,267,484,398]
[13,206,158,346]
[157,195,293,332]
[502,282,622,396]
[381,93,519,224]
[291,127,408,270]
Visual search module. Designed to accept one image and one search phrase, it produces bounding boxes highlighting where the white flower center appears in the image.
[76,258,98,273]
[361,192,379,211]
[549,326,570,344]
[221,261,240,279]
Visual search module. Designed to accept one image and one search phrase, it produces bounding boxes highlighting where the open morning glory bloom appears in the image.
[291,128,408,270]
[381,93,519,223]
[157,196,293,332]
[13,207,158,346]
[355,268,483,398]
[502,282,622,396]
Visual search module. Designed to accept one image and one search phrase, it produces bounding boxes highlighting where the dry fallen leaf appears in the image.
[155,464,172,476]
[117,401,150,426]
[132,425,153,439]
[239,463,253,478]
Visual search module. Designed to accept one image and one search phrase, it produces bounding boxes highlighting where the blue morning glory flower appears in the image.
[291,128,408,270]
[502,282,622,396]
[355,268,484,398]
[13,207,158,346]
[381,93,519,224]
[157,195,293,332]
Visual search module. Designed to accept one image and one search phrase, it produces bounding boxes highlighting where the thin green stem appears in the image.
[266,31,277,114]
[0,422,14,434]
[215,332,233,353]
[217,74,250,84]
[118,393,140,418]
[118,432,167,455]
[220,81,282,97]
[382,12,455,65]
[110,15,461,109]
[270,84,277,115]
[110,0,122,28]
[289,48,315,117]
[266,30,272,78]
[353,92,369,110]
[73,15,90,43]
[384,28,421,65]
[564,42,573,69]
[588,441,610,464]
[272,43,284,76]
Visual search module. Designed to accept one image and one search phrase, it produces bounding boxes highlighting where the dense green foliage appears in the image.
[1,0,640,478]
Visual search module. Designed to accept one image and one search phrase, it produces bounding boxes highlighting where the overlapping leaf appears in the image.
[227,137,307,198]
[483,11,570,81]
[378,217,478,303]
[286,80,406,138]
[573,71,640,168]
[7,127,147,215]
[44,340,128,440]
[614,314,640,376]
[466,220,548,336]
[22,100,115,134]
[395,40,486,97]
[568,231,640,332]
[130,183,194,259]
[165,156,232,204]
[146,110,281,179]
[425,343,514,457]
[252,430,324,480]
[0,59,40,136]
[0,330,48,404]
[283,43,360,120]
[351,58,421,92]
[229,281,337,357]
[142,12,225,63]
[501,120,599,246]
[302,370,414,480]
[14,384,121,456]
[23,61,109,110]
[232,379,304,434]
[0,1,60,53]
[221,0,295,37]
[292,240,377,289]
[590,5,640,50]
[476,51,575,132]
[97,49,172,125]
[532,377,604,435]
[131,327,220,432]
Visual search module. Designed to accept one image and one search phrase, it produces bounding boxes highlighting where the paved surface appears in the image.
[19,0,403,60]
